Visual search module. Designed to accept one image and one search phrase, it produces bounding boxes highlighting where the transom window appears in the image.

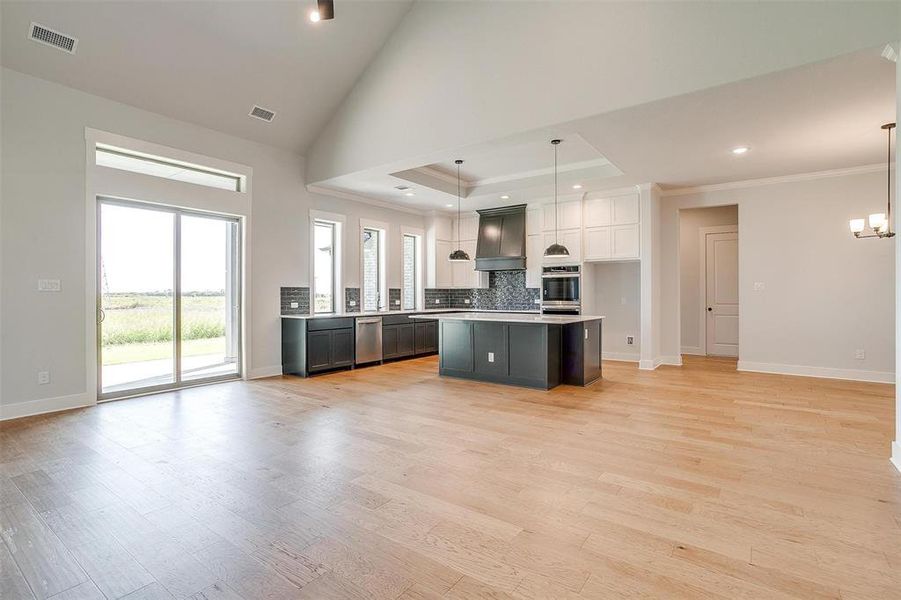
[96,145,243,192]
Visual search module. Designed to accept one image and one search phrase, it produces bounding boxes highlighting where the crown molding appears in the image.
[660,163,885,197]
[306,184,427,216]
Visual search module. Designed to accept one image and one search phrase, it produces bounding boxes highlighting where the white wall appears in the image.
[584,262,641,361]
[660,169,895,382]
[0,67,425,418]
[307,1,899,183]
[893,45,900,473]
[679,205,739,353]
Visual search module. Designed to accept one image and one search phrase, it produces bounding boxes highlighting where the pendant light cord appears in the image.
[457,161,462,247]
[554,141,559,245]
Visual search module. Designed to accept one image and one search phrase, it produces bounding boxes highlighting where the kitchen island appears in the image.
[411,312,603,389]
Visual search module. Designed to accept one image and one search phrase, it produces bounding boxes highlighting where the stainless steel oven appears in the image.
[541,266,581,314]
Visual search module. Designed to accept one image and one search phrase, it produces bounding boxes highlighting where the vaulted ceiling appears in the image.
[0,0,412,153]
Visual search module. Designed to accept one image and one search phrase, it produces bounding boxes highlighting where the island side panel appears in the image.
[281,318,309,376]
[473,322,509,378]
[439,320,474,374]
[508,323,556,389]
[561,319,602,386]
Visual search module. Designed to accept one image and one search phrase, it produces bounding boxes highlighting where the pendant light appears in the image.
[850,123,896,239]
[448,159,471,261]
[544,139,570,256]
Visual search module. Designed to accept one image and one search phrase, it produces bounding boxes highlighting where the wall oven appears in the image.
[541,265,581,315]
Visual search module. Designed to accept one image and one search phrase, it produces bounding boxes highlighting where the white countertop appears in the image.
[409,312,604,324]
[281,308,541,320]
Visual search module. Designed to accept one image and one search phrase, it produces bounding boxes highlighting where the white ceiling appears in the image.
[0,0,412,153]
[316,46,896,213]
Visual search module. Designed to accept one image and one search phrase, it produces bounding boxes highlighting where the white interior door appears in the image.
[705,231,738,357]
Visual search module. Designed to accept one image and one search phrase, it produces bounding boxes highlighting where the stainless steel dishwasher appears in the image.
[355,317,383,365]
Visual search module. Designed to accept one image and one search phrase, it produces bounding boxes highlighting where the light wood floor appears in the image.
[1,356,899,600]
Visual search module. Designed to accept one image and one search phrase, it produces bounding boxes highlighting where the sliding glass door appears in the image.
[98,198,241,399]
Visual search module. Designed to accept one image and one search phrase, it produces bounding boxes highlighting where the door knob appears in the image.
[707,307,713,312]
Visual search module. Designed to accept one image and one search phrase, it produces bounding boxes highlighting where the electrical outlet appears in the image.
[855,349,866,360]
[584,329,589,340]
[435,299,441,304]
[621,296,627,305]
[753,282,765,291]
[37,279,61,292]
[533,298,540,304]
[626,335,634,345]
[37,371,50,385]
[488,352,495,363]
[290,301,299,309]
[394,299,400,305]
[464,299,470,304]
[349,300,357,306]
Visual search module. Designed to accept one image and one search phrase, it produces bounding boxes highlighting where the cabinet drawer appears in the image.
[382,314,414,326]
[307,317,355,331]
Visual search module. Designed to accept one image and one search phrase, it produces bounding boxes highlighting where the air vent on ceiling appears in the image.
[29,22,78,54]
[249,105,276,122]
[394,185,411,191]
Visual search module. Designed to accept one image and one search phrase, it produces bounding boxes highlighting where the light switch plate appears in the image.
[349,300,357,306]
[488,352,494,363]
[435,299,440,304]
[37,371,50,385]
[855,349,865,360]
[290,301,299,309]
[753,282,765,291]
[38,279,61,292]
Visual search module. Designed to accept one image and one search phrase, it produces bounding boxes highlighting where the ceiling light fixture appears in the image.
[445,204,453,208]
[572,184,582,190]
[850,123,895,239]
[448,159,471,262]
[544,139,570,257]
[500,195,510,200]
[732,146,749,155]
[405,192,415,197]
[309,10,320,22]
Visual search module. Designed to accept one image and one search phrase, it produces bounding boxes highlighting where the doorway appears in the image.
[98,198,241,399]
[678,205,738,358]
[703,230,739,357]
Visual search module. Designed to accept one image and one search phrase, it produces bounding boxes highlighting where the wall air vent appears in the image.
[29,22,78,54]
[249,105,276,122]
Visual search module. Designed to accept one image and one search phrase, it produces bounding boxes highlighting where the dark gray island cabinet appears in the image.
[411,313,603,390]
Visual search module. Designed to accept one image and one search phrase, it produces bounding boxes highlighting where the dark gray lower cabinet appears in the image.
[281,317,355,376]
[383,323,414,359]
[562,319,601,385]
[414,320,438,354]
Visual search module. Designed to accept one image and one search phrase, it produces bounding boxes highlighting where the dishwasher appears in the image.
[355,317,383,365]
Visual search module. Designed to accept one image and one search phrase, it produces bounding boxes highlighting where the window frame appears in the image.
[359,219,389,313]
[401,229,423,311]
[312,220,337,314]
[310,210,345,315]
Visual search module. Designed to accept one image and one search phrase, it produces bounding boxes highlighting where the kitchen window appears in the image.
[402,233,420,310]
[361,226,386,311]
[313,220,337,313]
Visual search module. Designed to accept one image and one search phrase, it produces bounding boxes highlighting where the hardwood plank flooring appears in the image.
[1,355,899,599]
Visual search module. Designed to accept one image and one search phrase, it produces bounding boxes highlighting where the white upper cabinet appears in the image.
[542,230,581,264]
[434,240,454,287]
[526,206,543,235]
[452,213,479,242]
[542,200,581,232]
[612,193,640,225]
[583,190,640,261]
[583,195,612,228]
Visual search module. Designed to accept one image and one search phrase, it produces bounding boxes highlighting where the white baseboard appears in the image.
[247,365,283,379]
[0,392,94,421]
[736,361,894,384]
[637,355,683,370]
[892,442,901,474]
[680,346,704,356]
[602,352,640,363]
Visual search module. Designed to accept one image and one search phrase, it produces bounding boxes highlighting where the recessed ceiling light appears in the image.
[405,192,415,197]
[500,195,510,200]
[445,204,453,208]
[732,146,749,155]
[572,184,582,190]
[309,10,321,22]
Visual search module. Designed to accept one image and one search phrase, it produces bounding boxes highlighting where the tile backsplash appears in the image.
[280,287,310,315]
[344,287,361,313]
[425,270,539,311]
[388,288,401,309]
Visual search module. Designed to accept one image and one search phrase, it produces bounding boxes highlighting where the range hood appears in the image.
[474,204,527,271]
